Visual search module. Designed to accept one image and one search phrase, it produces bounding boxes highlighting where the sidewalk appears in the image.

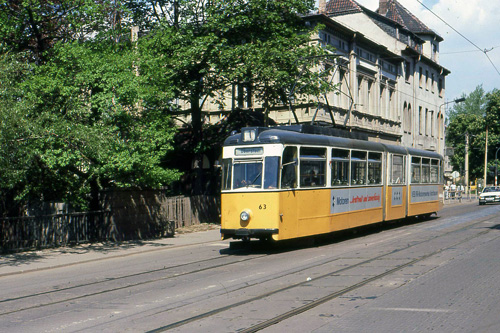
[0,228,223,278]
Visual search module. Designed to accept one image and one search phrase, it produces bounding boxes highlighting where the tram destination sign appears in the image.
[235,147,264,156]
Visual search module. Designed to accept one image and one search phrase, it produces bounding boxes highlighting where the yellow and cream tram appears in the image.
[220,125,443,241]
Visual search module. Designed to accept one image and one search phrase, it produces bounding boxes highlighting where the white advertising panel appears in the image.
[391,186,403,206]
[330,187,382,214]
[410,185,439,203]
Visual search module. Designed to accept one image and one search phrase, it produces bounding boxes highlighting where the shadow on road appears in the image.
[220,214,441,255]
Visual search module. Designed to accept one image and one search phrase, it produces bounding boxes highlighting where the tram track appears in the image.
[0,251,268,316]
[1,203,496,332]
[147,211,499,332]
[0,238,224,278]
[239,228,493,333]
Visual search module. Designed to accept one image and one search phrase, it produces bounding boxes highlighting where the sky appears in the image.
[317,0,500,101]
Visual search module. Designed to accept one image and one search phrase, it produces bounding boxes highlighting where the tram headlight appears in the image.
[240,210,251,222]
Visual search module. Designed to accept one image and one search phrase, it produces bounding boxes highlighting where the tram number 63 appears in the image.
[259,204,267,210]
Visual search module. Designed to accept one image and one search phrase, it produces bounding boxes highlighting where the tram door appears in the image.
[385,153,407,221]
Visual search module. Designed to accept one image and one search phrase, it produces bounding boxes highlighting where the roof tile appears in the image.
[324,0,363,16]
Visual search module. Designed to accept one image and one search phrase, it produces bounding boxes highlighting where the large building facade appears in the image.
[181,0,449,155]
[314,0,449,155]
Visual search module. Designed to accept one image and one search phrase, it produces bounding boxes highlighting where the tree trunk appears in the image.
[89,178,100,240]
[190,72,204,195]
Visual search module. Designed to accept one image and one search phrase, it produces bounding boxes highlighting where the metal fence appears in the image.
[0,211,111,253]
[1,193,221,253]
[444,189,478,203]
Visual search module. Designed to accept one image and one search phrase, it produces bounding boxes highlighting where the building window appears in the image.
[380,84,386,118]
[405,61,411,82]
[431,73,435,93]
[438,78,443,97]
[419,106,423,134]
[403,102,409,133]
[339,68,347,108]
[389,88,395,119]
[407,103,412,134]
[425,108,429,136]
[430,110,435,137]
[367,80,373,112]
[357,77,363,111]
[381,60,396,74]
[425,70,429,90]
[356,47,375,63]
[419,67,423,88]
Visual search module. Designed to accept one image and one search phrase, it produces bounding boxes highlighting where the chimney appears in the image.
[319,0,326,14]
[379,0,389,15]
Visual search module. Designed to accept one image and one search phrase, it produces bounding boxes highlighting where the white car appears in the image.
[479,186,500,205]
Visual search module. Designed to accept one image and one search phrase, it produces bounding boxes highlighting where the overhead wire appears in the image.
[414,0,500,76]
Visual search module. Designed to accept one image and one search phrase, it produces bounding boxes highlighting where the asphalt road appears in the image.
[1,200,499,332]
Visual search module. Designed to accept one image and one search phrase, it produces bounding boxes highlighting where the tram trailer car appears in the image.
[220,125,443,242]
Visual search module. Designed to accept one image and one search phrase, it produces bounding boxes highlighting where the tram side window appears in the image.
[222,158,232,190]
[300,147,326,187]
[331,148,349,186]
[391,155,405,184]
[368,152,382,185]
[422,158,430,183]
[411,157,421,183]
[351,150,367,185]
[281,146,297,189]
[440,160,444,183]
[264,156,280,189]
[430,159,439,183]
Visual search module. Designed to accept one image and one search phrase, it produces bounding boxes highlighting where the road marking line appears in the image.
[372,307,453,313]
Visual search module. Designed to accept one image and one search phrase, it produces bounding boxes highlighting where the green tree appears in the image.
[446,85,487,123]
[0,53,37,216]
[446,88,500,183]
[446,113,485,181]
[484,89,500,183]
[0,39,180,214]
[139,0,334,193]
[0,0,124,63]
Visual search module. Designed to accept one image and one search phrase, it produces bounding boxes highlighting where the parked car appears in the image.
[478,186,500,205]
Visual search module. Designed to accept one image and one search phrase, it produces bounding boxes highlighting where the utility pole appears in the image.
[495,147,500,186]
[465,132,469,195]
[484,125,488,187]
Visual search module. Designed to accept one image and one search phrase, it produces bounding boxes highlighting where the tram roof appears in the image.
[224,125,442,159]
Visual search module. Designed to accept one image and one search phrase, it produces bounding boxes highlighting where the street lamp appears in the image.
[440,97,466,114]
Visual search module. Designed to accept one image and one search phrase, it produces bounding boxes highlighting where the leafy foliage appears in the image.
[1,0,339,213]
[138,0,334,195]
[446,87,500,183]
[0,39,180,214]
[446,85,487,124]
